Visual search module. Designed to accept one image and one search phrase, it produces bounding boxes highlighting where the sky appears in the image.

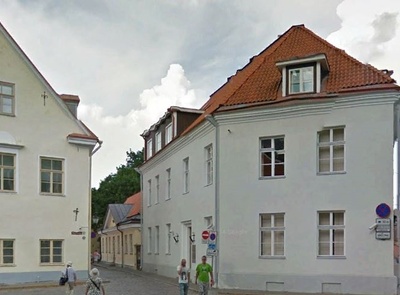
[0,0,399,188]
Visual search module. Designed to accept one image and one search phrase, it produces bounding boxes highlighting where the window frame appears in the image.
[0,152,16,192]
[40,157,64,195]
[155,175,160,204]
[165,123,173,145]
[166,223,171,255]
[317,211,345,258]
[317,127,346,175]
[40,239,63,265]
[166,168,171,200]
[287,65,315,95]
[155,226,160,255]
[147,179,152,207]
[259,136,285,178]
[0,239,15,265]
[259,213,285,258]
[147,138,153,159]
[0,81,15,116]
[205,145,213,186]
[129,234,133,255]
[183,157,189,194]
[147,227,152,254]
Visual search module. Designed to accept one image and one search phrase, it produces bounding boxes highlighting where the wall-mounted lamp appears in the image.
[170,231,179,243]
[92,216,99,224]
[190,232,195,243]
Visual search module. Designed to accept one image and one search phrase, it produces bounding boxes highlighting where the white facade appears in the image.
[0,23,99,283]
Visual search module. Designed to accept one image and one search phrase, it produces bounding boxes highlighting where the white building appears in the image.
[0,22,101,283]
[139,25,400,294]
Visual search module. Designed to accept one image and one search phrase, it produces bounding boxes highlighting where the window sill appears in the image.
[165,198,171,201]
[204,183,213,187]
[259,176,286,180]
[259,256,286,259]
[0,113,16,117]
[317,171,346,176]
[0,264,16,267]
[154,202,159,205]
[317,255,346,259]
[0,190,17,194]
[165,253,171,256]
[39,263,65,266]
[40,193,65,197]
[155,253,159,255]
[147,253,152,255]
[183,191,189,195]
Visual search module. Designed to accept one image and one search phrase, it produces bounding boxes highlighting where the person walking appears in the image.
[65,261,77,295]
[85,268,106,295]
[195,256,214,295]
[177,258,190,295]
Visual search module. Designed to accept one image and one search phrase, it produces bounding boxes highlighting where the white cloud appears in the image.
[79,64,204,186]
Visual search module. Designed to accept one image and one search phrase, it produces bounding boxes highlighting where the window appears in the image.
[147,179,152,206]
[260,137,285,177]
[183,158,189,193]
[112,236,115,254]
[147,139,153,159]
[147,227,152,254]
[0,239,14,265]
[166,168,171,200]
[318,211,345,256]
[318,128,345,173]
[260,213,285,257]
[0,153,15,192]
[124,234,128,254]
[155,175,160,204]
[288,66,314,94]
[129,234,133,255]
[204,216,213,229]
[117,236,120,254]
[0,82,14,115]
[166,224,171,254]
[155,132,162,152]
[40,240,63,264]
[40,157,64,194]
[155,226,159,254]
[165,123,173,144]
[205,145,213,185]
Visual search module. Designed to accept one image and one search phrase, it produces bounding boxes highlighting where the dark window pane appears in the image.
[41,240,50,247]
[262,164,272,177]
[3,256,13,264]
[41,172,50,182]
[41,182,50,193]
[3,241,13,248]
[274,138,284,150]
[52,160,62,171]
[53,173,62,182]
[261,139,271,149]
[41,249,50,255]
[41,159,51,170]
[3,249,13,255]
[261,152,272,164]
[3,155,14,166]
[275,164,285,176]
[41,256,50,263]
[3,180,14,191]
[53,241,62,248]
[275,153,284,163]
[53,255,62,263]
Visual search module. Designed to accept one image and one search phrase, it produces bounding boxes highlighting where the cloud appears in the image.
[327,0,400,79]
[79,64,204,186]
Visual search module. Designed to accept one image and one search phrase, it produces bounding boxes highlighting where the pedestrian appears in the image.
[85,268,106,295]
[177,258,190,295]
[93,250,100,262]
[65,261,77,295]
[195,255,214,295]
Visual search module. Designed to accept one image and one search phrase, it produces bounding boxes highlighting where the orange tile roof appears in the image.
[124,192,141,217]
[60,94,80,103]
[182,24,398,136]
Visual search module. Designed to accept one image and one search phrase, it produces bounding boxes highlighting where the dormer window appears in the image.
[165,123,172,145]
[288,66,314,94]
[147,139,153,159]
[276,54,328,97]
[155,132,162,152]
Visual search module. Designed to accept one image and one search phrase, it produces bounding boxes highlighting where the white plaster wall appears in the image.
[0,30,91,280]
[216,97,396,293]
[142,124,216,279]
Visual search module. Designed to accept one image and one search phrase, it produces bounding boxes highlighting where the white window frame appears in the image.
[147,179,152,207]
[40,157,64,195]
[317,127,346,174]
[166,223,171,254]
[260,137,285,178]
[155,132,162,152]
[117,236,120,254]
[155,226,160,254]
[317,211,345,257]
[183,158,189,194]
[129,234,133,255]
[205,145,213,186]
[147,227,152,254]
[0,82,15,115]
[0,239,14,265]
[165,123,173,145]
[147,139,153,159]
[40,239,63,264]
[155,175,160,204]
[288,66,314,94]
[259,213,285,258]
[124,234,128,254]
[166,168,171,200]
[0,152,16,192]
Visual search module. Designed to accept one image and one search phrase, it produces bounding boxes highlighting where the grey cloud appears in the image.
[372,12,398,43]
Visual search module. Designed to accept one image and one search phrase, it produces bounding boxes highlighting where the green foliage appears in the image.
[92,149,143,228]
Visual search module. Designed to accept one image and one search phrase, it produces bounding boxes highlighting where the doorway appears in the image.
[181,221,193,270]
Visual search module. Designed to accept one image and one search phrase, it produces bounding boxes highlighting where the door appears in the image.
[135,245,141,270]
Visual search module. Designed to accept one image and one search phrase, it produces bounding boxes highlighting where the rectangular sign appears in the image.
[206,248,217,257]
[376,232,391,240]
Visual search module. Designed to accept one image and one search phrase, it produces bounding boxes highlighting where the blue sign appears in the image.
[210,232,216,241]
[376,203,391,218]
[207,243,216,250]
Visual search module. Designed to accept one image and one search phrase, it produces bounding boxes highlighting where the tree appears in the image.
[92,149,143,228]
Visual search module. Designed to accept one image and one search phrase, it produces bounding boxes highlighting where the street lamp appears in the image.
[92,216,99,225]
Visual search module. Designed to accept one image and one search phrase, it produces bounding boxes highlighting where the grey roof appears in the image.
[108,204,132,224]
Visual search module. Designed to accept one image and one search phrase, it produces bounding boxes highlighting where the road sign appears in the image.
[207,243,216,250]
[202,230,210,244]
[206,248,217,257]
[208,231,217,245]
[376,203,391,218]
[376,232,391,240]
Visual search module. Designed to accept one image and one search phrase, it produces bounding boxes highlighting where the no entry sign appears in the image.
[202,231,210,240]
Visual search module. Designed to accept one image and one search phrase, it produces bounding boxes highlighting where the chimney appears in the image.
[60,94,80,117]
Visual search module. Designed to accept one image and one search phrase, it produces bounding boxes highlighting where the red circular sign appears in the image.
[202,231,210,240]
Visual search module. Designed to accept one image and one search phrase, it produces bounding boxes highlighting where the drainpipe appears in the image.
[135,167,143,271]
[205,114,220,288]
[397,104,400,210]
[117,224,124,268]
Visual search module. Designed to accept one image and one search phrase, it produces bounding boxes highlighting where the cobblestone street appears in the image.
[1,265,201,295]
